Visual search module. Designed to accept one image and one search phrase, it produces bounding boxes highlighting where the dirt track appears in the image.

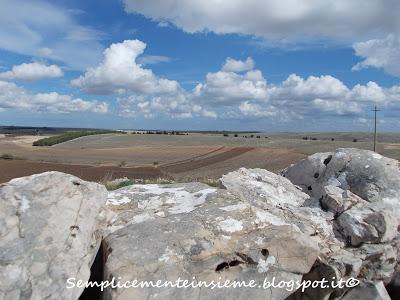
[162,147,255,173]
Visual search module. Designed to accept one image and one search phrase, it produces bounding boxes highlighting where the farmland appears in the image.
[0,131,399,184]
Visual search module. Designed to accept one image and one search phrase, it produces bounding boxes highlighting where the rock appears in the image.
[282,148,400,219]
[104,180,319,300]
[321,185,344,213]
[282,149,400,299]
[337,203,398,246]
[221,168,309,207]
[0,172,107,300]
[0,148,398,299]
[103,157,400,299]
[341,281,391,300]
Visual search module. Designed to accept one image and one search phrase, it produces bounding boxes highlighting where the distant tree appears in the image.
[353,138,358,142]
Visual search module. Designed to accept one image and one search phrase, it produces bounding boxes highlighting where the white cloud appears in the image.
[0,80,107,113]
[123,0,400,43]
[71,40,179,95]
[222,57,254,72]
[113,54,400,121]
[118,92,216,119]
[193,62,268,105]
[0,0,104,70]
[189,57,400,120]
[0,62,63,81]
[352,34,400,77]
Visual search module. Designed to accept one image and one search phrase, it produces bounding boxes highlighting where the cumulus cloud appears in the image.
[123,0,400,42]
[71,40,179,95]
[0,62,63,81]
[112,55,400,121]
[0,0,104,70]
[352,34,400,77]
[118,93,216,119]
[193,59,268,105]
[188,57,400,120]
[0,80,107,113]
[222,57,254,72]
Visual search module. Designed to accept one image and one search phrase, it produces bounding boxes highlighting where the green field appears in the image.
[32,130,122,146]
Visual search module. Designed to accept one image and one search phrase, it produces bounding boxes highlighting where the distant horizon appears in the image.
[1,124,399,134]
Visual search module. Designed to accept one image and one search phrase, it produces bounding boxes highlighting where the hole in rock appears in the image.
[261,249,269,257]
[228,260,242,267]
[80,241,105,300]
[314,172,319,178]
[215,262,229,272]
[307,186,313,191]
[323,155,332,166]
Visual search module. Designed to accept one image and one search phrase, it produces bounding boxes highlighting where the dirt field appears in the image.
[0,132,398,184]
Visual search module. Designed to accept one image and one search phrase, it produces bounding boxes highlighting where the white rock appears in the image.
[0,172,107,300]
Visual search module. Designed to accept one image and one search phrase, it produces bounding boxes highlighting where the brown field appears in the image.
[0,132,399,184]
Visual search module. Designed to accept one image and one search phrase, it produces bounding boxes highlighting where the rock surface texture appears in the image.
[0,148,398,299]
[0,172,107,300]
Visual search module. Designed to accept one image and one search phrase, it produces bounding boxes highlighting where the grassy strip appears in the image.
[103,177,221,191]
[32,130,122,146]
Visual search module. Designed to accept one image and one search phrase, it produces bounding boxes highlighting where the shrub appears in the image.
[353,138,358,142]
[0,153,14,160]
[104,179,134,191]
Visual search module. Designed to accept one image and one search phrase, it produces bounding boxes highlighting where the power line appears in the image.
[372,106,380,152]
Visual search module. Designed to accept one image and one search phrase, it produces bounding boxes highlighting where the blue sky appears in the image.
[0,0,399,131]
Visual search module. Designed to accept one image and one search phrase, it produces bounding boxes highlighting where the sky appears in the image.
[0,0,399,132]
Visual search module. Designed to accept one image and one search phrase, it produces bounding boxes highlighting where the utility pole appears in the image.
[372,106,380,152]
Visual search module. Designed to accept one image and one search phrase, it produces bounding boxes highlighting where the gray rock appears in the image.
[321,185,344,213]
[341,281,391,300]
[0,172,107,300]
[282,148,400,219]
[103,159,400,299]
[337,203,398,246]
[221,168,309,207]
[104,179,319,300]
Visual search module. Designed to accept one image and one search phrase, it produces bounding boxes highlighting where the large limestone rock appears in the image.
[103,180,320,300]
[0,148,398,300]
[282,148,400,217]
[103,155,400,299]
[282,148,400,298]
[0,172,107,300]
